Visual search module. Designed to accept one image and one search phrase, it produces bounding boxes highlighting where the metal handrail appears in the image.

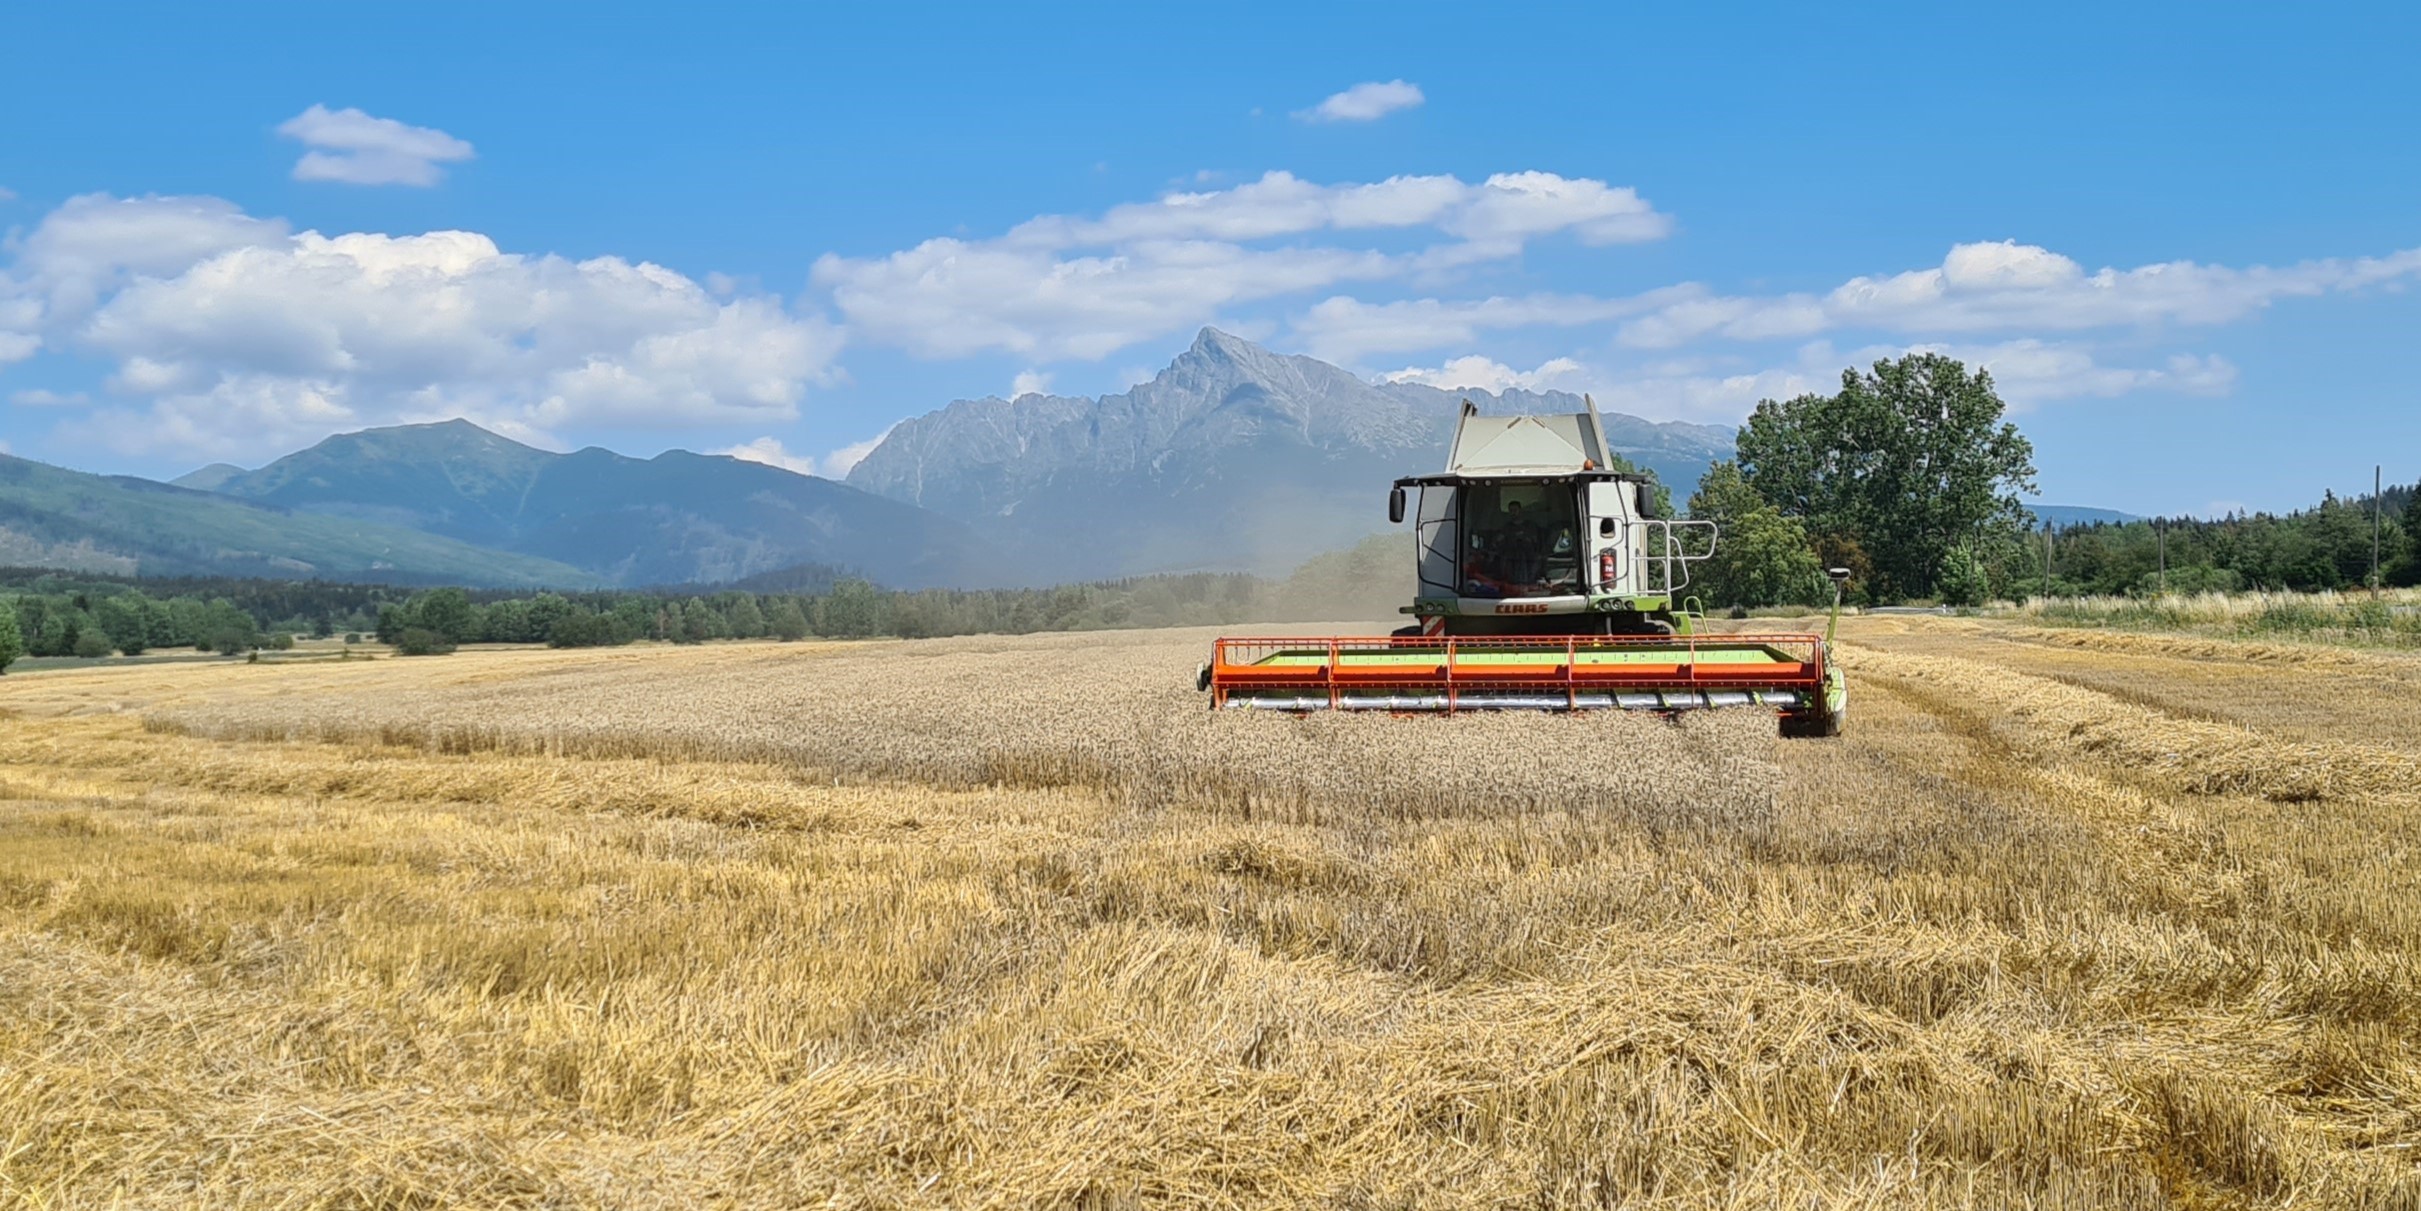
[1628,519,1718,594]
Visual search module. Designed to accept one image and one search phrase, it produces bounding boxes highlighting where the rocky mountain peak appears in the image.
[1188,325,1253,359]
[843,329,1734,581]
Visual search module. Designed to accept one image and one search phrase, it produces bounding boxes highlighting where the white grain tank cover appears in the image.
[1445,399,1608,476]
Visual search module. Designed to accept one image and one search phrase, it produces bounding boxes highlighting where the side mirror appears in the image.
[1387,485,1406,525]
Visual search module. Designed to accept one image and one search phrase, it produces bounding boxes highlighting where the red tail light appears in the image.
[1598,549,1617,588]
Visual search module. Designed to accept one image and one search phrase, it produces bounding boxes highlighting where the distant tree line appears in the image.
[2019,487,2417,597]
[0,542,1410,672]
[1673,353,2417,608]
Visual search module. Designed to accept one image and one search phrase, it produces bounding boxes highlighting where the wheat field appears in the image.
[3,618,2420,1208]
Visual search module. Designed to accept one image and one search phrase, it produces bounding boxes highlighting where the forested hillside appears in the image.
[0,453,594,586]
[197,420,989,588]
[0,536,1409,668]
[2031,486,2416,596]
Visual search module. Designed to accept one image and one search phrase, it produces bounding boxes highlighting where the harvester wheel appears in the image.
[1195,662,1213,693]
[1390,624,1424,637]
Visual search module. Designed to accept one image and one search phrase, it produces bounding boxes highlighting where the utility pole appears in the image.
[2042,525,2053,600]
[2157,519,2167,595]
[2374,464,2385,598]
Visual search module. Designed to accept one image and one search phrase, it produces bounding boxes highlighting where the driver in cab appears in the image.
[1462,498,1539,598]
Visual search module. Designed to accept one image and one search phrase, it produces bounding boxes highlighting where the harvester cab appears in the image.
[1393,396,1712,639]
[1202,396,1849,737]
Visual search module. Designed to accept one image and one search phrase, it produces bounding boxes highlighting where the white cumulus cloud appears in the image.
[1286,235,2402,422]
[1379,355,1588,394]
[816,170,1670,362]
[1882,339,2239,407]
[1,194,843,460]
[1597,339,2241,423]
[719,436,818,476]
[818,238,1392,361]
[721,430,891,479]
[8,388,89,407]
[818,429,892,478]
[1297,80,1425,123]
[1588,364,1836,425]
[1365,338,2244,427]
[1617,239,2421,348]
[1293,289,1690,363]
[277,104,476,187]
[1,194,288,326]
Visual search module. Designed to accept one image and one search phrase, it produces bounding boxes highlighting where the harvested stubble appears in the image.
[151,632,1778,828]
[1845,644,2421,806]
[1842,615,2421,751]
[1,622,2418,1208]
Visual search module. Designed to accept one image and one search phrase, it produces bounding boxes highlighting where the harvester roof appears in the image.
[1444,397,1617,477]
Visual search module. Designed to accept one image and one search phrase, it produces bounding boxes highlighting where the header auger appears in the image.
[1200,396,1848,737]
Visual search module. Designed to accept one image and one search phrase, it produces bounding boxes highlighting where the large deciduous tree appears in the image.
[1736,354,2037,601]
[1686,462,1827,609]
[817,579,890,638]
[409,587,475,645]
[93,593,153,656]
[765,598,811,641]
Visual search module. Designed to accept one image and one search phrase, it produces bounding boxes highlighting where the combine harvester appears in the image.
[1200,398,1848,737]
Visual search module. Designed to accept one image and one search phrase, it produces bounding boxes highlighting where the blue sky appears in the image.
[2,1,2416,516]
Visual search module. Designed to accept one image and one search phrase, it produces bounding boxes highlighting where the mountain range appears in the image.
[0,451,592,586]
[845,328,1736,581]
[0,328,2114,590]
[2030,505,2141,529]
[185,420,986,588]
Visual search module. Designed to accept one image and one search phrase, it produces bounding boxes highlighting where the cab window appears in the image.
[1456,482,1580,599]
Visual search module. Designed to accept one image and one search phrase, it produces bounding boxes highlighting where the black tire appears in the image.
[1390,624,1425,637]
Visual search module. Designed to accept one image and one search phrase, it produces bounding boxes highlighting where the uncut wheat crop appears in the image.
[154,630,1778,828]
